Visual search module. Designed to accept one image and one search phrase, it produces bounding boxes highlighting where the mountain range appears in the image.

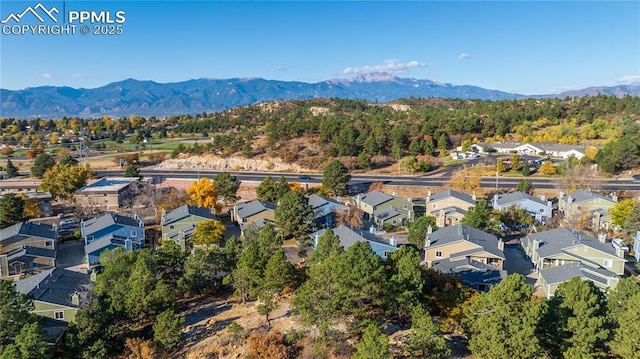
[1,73,639,118]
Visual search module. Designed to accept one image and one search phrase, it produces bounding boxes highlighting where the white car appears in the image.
[612,238,629,252]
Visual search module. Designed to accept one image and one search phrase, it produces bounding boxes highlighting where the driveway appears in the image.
[56,240,86,272]
[503,243,537,286]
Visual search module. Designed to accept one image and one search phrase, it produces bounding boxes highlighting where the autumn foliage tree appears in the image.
[39,163,93,200]
[186,177,218,210]
[539,161,557,175]
[190,219,225,248]
[448,165,481,195]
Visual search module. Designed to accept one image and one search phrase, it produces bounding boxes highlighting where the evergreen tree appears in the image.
[386,246,424,318]
[123,165,140,178]
[543,277,608,359]
[5,159,18,178]
[0,280,35,345]
[30,154,55,178]
[308,228,343,266]
[463,274,546,359]
[12,322,51,359]
[353,324,392,359]
[406,305,450,359]
[213,172,240,205]
[407,215,437,248]
[322,160,351,196]
[611,292,640,358]
[0,193,25,228]
[153,309,185,351]
[274,191,314,253]
[461,200,494,230]
[521,161,531,176]
[516,179,532,193]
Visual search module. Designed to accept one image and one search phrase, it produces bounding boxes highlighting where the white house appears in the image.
[493,192,553,222]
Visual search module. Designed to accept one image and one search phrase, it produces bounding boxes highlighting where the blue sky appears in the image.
[1,1,639,94]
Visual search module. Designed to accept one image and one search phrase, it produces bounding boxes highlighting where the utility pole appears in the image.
[496,170,499,190]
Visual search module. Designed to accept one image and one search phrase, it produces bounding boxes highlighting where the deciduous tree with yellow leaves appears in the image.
[186,177,218,209]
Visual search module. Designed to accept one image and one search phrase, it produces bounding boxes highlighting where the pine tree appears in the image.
[353,324,392,359]
[5,159,18,178]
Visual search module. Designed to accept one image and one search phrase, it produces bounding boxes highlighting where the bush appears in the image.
[247,330,290,359]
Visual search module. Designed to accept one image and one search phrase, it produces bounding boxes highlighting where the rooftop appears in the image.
[429,189,475,204]
[432,257,507,286]
[540,262,617,286]
[427,224,504,259]
[311,225,396,251]
[563,190,616,204]
[529,227,618,258]
[75,177,136,194]
[0,221,56,243]
[15,268,91,308]
[82,213,142,237]
[494,191,549,207]
[235,200,277,219]
[357,190,396,207]
[163,204,216,225]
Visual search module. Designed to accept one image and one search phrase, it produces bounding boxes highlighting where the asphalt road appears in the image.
[93,168,640,191]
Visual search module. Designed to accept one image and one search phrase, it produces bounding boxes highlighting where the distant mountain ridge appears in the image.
[1,74,638,118]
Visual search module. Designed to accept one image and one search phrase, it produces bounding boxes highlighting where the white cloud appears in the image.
[38,73,54,79]
[458,52,471,60]
[70,73,89,79]
[343,59,426,75]
[617,73,640,84]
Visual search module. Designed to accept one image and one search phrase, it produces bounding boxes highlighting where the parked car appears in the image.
[59,219,75,227]
[299,175,311,181]
[57,229,75,236]
[612,238,629,252]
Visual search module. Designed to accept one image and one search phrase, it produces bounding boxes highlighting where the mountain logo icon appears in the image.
[1,3,59,24]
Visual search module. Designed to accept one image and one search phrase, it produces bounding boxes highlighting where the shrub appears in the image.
[247,330,290,359]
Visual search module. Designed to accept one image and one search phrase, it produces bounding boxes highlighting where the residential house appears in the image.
[161,205,217,250]
[310,225,398,259]
[558,190,617,228]
[539,262,620,299]
[308,194,346,229]
[425,189,476,228]
[0,178,41,194]
[424,224,506,291]
[350,190,415,228]
[74,177,137,211]
[15,268,91,340]
[0,222,56,278]
[522,227,625,298]
[232,199,277,234]
[81,213,145,266]
[492,192,552,222]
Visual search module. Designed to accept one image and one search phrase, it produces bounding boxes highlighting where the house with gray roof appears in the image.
[232,200,277,230]
[523,227,625,274]
[493,191,552,222]
[522,227,625,297]
[310,225,398,259]
[0,221,56,278]
[425,190,476,227]
[15,267,91,340]
[81,213,145,266]
[539,262,620,299]
[433,257,507,292]
[558,190,617,229]
[161,204,217,250]
[350,190,415,228]
[308,194,346,229]
[424,224,506,290]
[486,142,587,159]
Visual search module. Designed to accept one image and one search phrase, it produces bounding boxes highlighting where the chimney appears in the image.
[612,193,618,203]
[369,226,376,234]
[427,225,433,235]
[426,190,432,202]
[390,236,396,247]
[314,233,319,248]
[392,191,397,197]
[498,238,504,251]
[472,191,477,201]
[424,235,431,248]
[71,292,80,306]
[540,195,545,201]
[597,232,607,243]
[615,248,625,258]
[567,196,573,204]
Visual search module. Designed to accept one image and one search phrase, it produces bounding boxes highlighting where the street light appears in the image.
[496,170,499,190]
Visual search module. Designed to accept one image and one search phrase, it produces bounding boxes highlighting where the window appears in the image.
[383,250,390,259]
[45,241,52,247]
[603,259,613,268]
[169,225,175,230]
[54,311,64,320]
[87,236,94,242]
[392,219,397,225]
[539,209,544,213]
[435,250,443,258]
[403,204,408,209]
[432,204,438,209]
[131,230,137,237]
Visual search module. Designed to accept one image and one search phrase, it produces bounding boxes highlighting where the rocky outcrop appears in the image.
[157,154,310,173]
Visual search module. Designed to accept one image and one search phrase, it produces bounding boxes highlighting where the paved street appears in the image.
[503,243,537,287]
